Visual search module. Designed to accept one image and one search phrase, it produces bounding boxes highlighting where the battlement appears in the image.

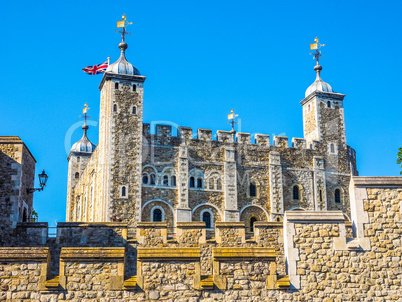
[1,176,401,299]
[141,123,323,150]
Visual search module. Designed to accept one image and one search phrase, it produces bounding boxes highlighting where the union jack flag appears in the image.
[82,61,109,75]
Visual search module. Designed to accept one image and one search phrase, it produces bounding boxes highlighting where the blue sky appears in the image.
[1,0,401,225]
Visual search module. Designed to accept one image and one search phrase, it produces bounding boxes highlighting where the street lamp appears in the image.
[27,170,48,194]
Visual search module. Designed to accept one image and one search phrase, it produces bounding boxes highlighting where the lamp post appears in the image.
[27,170,48,194]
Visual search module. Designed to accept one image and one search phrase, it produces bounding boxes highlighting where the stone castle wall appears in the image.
[1,176,401,301]
[0,136,36,245]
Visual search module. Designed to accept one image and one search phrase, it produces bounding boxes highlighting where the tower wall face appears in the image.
[0,137,35,239]
[107,78,144,226]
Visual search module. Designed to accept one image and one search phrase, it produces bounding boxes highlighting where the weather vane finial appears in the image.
[309,37,325,65]
[116,14,133,42]
[80,103,91,126]
[227,109,239,133]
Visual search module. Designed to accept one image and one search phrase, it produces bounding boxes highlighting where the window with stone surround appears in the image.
[133,84,136,92]
[206,171,223,191]
[163,175,169,186]
[335,189,341,204]
[250,216,257,233]
[113,104,117,112]
[197,178,203,188]
[200,209,214,229]
[132,106,136,115]
[189,169,204,190]
[189,177,195,188]
[171,175,176,187]
[77,156,80,163]
[293,185,300,200]
[250,182,257,197]
[75,172,79,179]
[327,101,331,108]
[119,185,129,199]
[150,174,156,185]
[151,206,164,222]
[115,82,119,89]
[142,174,148,185]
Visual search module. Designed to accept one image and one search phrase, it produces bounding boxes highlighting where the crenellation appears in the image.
[178,126,193,140]
[236,132,251,144]
[197,128,212,141]
[291,137,306,149]
[274,136,289,148]
[155,124,172,137]
[216,130,234,143]
[254,134,270,146]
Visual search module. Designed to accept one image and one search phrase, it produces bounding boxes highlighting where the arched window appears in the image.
[209,178,214,190]
[75,172,79,179]
[293,186,300,200]
[335,189,341,203]
[327,101,331,108]
[276,217,281,222]
[77,157,80,163]
[153,208,162,222]
[142,174,148,185]
[121,186,126,197]
[171,175,176,187]
[250,182,257,197]
[330,144,335,153]
[115,82,119,89]
[197,178,203,188]
[189,177,195,188]
[150,174,156,185]
[216,179,222,190]
[250,217,257,233]
[113,104,117,112]
[202,212,212,229]
[163,175,169,186]
[133,84,137,92]
[132,106,136,114]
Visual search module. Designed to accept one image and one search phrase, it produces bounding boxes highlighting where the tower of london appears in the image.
[1,18,401,301]
[66,33,358,232]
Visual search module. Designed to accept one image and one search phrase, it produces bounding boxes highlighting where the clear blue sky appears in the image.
[1,0,401,225]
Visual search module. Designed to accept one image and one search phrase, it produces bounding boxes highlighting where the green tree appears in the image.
[397,147,402,175]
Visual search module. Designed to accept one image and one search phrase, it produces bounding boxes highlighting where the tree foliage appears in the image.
[397,147,402,175]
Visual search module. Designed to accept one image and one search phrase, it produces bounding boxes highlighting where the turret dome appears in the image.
[70,124,96,155]
[106,41,141,75]
[305,64,333,97]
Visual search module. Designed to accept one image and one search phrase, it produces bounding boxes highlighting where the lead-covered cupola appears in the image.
[106,40,141,75]
[305,64,333,97]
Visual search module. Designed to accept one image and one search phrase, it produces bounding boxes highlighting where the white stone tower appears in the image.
[96,23,146,225]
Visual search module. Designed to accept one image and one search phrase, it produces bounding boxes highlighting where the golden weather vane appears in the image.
[80,103,91,125]
[116,14,133,42]
[227,109,239,132]
[309,37,325,65]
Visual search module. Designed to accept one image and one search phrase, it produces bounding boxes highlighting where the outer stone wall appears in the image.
[3,177,400,301]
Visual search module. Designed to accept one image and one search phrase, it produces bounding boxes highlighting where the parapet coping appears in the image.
[0,247,49,261]
[352,176,402,187]
[60,247,125,259]
[57,222,127,228]
[137,222,167,228]
[137,247,200,259]
[285,211,346,222]
[254,221,283,227]
[215,222,245,227]
[176,222,206,228]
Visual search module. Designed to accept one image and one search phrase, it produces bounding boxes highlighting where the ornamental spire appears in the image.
[79,103,91,135]
[309,37,325,65]
[116,14,133,43]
